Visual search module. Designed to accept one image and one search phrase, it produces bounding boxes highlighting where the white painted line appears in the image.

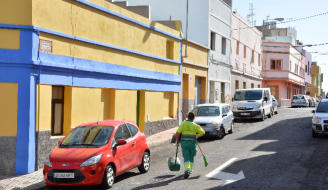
[206,158,238,178]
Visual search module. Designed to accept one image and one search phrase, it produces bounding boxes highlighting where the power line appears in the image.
[233,10,328,31]
[279,11,328,24]
[263,42,328,48]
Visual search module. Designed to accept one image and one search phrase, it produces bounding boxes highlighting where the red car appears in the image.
[43,120,150,188]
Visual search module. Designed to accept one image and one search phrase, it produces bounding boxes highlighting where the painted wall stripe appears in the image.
[0,24,181,65]
[74,0,182,41]
[37,52,181,83]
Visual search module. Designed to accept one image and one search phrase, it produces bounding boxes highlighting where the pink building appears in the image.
[262,42,306,106]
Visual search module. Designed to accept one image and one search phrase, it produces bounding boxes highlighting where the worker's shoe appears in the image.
[184,170,191,179]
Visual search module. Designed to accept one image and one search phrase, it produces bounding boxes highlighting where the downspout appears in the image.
[179,36,183,125]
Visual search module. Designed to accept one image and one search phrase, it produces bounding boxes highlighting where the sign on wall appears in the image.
[39,39,53,53]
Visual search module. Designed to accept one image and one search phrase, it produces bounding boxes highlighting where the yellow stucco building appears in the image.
[181,41,208,115]
[306,64,323,98]
[0,0,181,174]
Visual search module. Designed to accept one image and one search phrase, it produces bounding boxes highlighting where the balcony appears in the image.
[263,70,305,86]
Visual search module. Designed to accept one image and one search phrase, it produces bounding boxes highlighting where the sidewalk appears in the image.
[0,127,177,190]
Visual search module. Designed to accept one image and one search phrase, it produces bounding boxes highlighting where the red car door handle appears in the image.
[132,142,136,146]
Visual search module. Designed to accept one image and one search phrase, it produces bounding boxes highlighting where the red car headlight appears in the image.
[80,154,103,167]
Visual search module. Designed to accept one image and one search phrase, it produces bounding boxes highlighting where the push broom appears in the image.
[197,143,208,167]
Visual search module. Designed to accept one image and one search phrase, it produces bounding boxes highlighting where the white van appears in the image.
[232,88,273,121]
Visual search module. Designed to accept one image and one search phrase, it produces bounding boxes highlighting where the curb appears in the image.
[146,127,178,150]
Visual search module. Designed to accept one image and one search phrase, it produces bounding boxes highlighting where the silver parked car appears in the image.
[272,96,278,114]
[308,97,316,107]
[192,104,234,139]
[291,95,309,108]
[312,99,328,137]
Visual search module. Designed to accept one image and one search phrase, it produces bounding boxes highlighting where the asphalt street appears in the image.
[41,107,328,190]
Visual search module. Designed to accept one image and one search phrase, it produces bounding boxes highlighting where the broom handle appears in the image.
[197,142,205,157]
[175,143,179,164]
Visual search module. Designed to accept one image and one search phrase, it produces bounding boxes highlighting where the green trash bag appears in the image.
[168,144,180,171]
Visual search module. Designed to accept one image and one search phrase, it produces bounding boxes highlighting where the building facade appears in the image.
[181,41,208,115]
[112,0,232,105]
[306,62,323,98]
[208,0,232,104]
[303,50,312,93]
[0,0,181,175]
[231,11,262,95]
[262,42,305,106]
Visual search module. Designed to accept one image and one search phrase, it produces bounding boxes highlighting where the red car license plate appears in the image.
[54,173,75,178]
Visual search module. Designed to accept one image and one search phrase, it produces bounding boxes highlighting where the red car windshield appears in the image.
[60,126,114,148]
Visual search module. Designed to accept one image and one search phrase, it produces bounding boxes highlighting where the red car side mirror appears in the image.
[116,139,127,146]
[58,138,64,145]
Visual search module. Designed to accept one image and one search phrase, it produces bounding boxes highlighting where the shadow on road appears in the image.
[131,174,201,190]
[204,116,328,190]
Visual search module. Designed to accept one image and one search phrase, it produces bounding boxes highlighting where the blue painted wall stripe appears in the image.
[38,52,180,83]
[74,0,182,41]
[0,24,181,65]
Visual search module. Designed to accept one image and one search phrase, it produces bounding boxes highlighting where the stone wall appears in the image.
[278,99,291,107]
[36,131,62,169]
[0,137,16,175]
[144,119,178,137]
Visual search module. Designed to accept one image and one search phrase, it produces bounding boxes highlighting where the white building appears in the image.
[112,0,233,104]
[231,11,262,95]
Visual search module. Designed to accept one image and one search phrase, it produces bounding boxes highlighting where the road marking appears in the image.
[206,158,245,185]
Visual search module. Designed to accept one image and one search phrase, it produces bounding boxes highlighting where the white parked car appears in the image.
[312,99,328,137]
[232,88,273,121]
[191,104,234,139]
[272,96,278,114]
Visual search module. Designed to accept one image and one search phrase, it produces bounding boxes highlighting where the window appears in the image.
[192,106,220,116]
[236,41,240,55]
[234,90,263,101]
[258,54,261,66]
[235,80,239,90]
[258,84,261,88]
[251,50,254,63]
[221,37,226,55]
[166,40,174,59]
[51,86,64,136]
[294,64,298,74]
[251,83,254,88]
[61,126,114,147]
[210,32,216,50]
[222,106,228,115]
[126,124,138,137]
[243,82,246,89]
[270,59,282,70]
[114,125,131,141]
[243,45,247,58]
[305,65,308,74]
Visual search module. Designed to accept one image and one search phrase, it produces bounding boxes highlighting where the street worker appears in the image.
[176,112,205,179]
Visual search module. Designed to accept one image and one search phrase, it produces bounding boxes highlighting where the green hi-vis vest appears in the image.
[177,120,205,141]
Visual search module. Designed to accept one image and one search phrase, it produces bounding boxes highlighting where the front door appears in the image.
[195,77,202,106]
[112,125,133,173]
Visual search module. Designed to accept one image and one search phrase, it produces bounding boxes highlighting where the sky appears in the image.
[233,0,328,94]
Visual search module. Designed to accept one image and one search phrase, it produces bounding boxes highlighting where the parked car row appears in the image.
[42,88,282,188]
[291,95,316,108]
[190,88,279,140]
